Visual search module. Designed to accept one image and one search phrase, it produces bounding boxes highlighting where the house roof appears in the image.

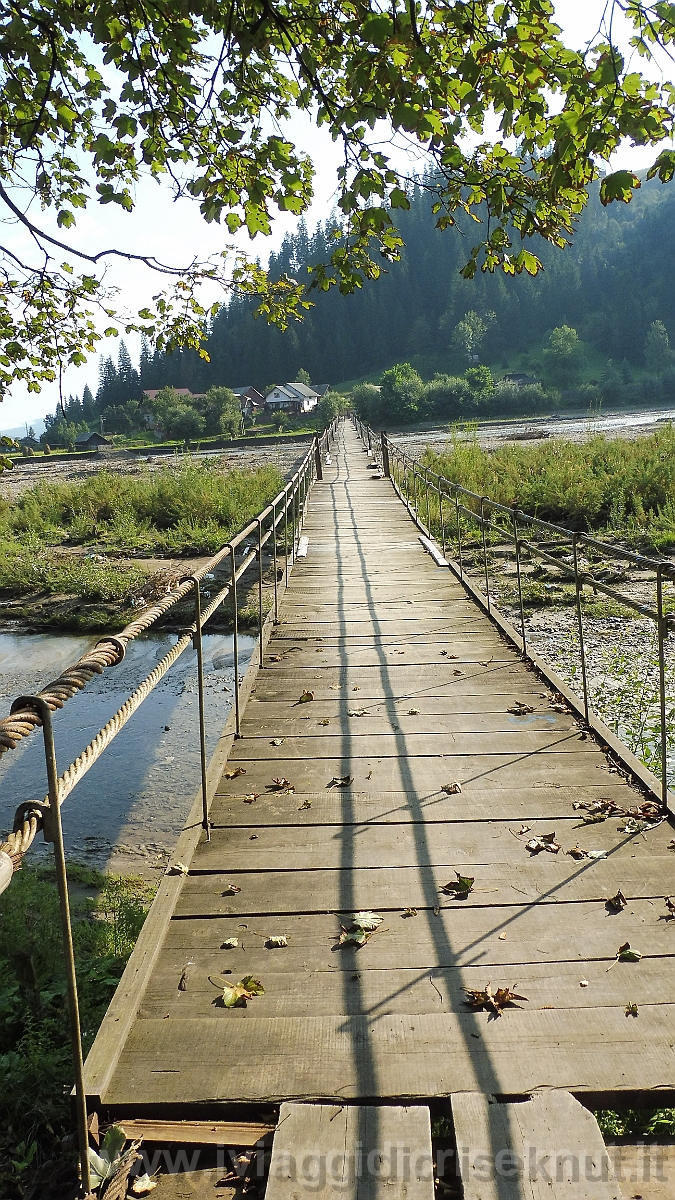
[142,387,194,402]
[266,385,296,400]
[75,431,109,444]
[285,381,318,398]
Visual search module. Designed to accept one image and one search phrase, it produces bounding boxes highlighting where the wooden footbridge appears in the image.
[12,419,675,1196]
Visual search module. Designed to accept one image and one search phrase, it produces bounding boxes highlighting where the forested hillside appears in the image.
[133,172,675,394]
[46,172,675,439]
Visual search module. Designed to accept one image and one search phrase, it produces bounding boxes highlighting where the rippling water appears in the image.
[0,630,253,875]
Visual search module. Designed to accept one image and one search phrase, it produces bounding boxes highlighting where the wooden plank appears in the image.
[209,783,640,826]
[212,752,613,795]
[174,857,675,917]
[451,1091,620,1200]
[249,665,556,700]
[102,1007,675,1104]
[117,1118,275,1145]
[261,646,513,669]
[228,731,596,760]
[162,896,672,958]
[266,1103,434,1199]
[190,814,673,872]
[239,711,575,737]
[138,956,675,1021]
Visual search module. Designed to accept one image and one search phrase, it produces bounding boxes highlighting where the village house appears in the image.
[232,386,266,418]
[265,382,320,414]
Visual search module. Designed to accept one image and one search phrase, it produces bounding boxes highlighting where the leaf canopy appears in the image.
[1,2,675,395]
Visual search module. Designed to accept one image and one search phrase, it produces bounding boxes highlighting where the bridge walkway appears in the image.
[90,420,675,1111]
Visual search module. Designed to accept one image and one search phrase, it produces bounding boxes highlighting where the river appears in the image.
[0,630,253,877]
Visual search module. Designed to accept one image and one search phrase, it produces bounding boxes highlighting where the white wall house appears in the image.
[265,383,320,414]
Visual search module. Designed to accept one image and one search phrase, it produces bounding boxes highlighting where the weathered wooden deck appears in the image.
[89,422,675,1114]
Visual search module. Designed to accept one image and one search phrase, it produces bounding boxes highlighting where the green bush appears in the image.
[2,460,284,556]
[0,866,155,1189]
[422,424,675,539]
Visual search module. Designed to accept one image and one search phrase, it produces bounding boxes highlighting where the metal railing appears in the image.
[354,414,675,808]
[0,419,337,1195]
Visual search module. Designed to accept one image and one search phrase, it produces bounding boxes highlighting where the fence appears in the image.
[354,415,675,809]
[0,420,337,1194]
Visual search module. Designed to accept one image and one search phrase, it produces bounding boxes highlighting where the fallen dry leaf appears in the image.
[464,982,528,1016]
[606,889,627,912]
[348,710,366,717]
[221,938,239,949]
[337,911,384,948]
[167,861,189,876]
[614,942,642,964]
[299,799,312,810]
[526,832,560,855]
[268,655,284,663]
[221,975,265,1008]
[223,767,246,779]
[440,872,475,897]
[319,719,331,726]
[265,935,288,948]
[402,908,418,918]
[441,781,462,795]
[328,774,353,788]
[453,669,464,676]
[625,1002,639,1017]
[498,932,507,941]
[271,738,285,746]
[508,702,534,715]
[366,770,372,779]
[669,839,675,852]
[222,882,242,895]
[408,708,420,715]
[299,690,314,703]
[352,686,361,691]
[664,896,675,918]
[267,777,295,793]
[242,794,259,804]
[567,845,588,860]
[580,979,589,987]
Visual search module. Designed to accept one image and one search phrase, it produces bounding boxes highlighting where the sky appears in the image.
[2,0,674,432]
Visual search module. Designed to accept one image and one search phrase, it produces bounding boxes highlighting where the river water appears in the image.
[0,630,253,876]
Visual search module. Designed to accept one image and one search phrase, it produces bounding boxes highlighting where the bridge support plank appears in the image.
[451,1090,622,1200]
[266,1103,434,1199]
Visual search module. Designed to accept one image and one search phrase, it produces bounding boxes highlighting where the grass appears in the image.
[1,459,284,555]
[0,864,156,1196]
[421,424,675,548]
[0,460,285,627]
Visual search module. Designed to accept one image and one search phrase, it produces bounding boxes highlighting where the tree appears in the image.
[170,407,205,442]
[201,387,241,437]
[295,368,312,385]
[317,392,350,427]
[379,363,424,424]
[3,2,675,412]
[449,311,496,362]
[644,321,675,375]
[542,326,584,387]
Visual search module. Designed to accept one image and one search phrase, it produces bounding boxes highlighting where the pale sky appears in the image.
[1,0,673,431]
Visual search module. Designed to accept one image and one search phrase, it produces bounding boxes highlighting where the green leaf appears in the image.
[599,171,641,207]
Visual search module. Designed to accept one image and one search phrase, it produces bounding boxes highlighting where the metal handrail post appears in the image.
[284,485,290,589]
[512,508,526,655]
[572,534,590,724]
[657,565,669,806]
[413,463,418,516]
[314,435,323,480]
[9,696,92,1196]
[381,431,390,477]
[424,468,431,532]
[192,582,210,839]
[272,500,279,624]
[438,481,446,559]
[229,545,241,738]
[480,497,491,613]
[257,517,264,668]
[455,492,463,579]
